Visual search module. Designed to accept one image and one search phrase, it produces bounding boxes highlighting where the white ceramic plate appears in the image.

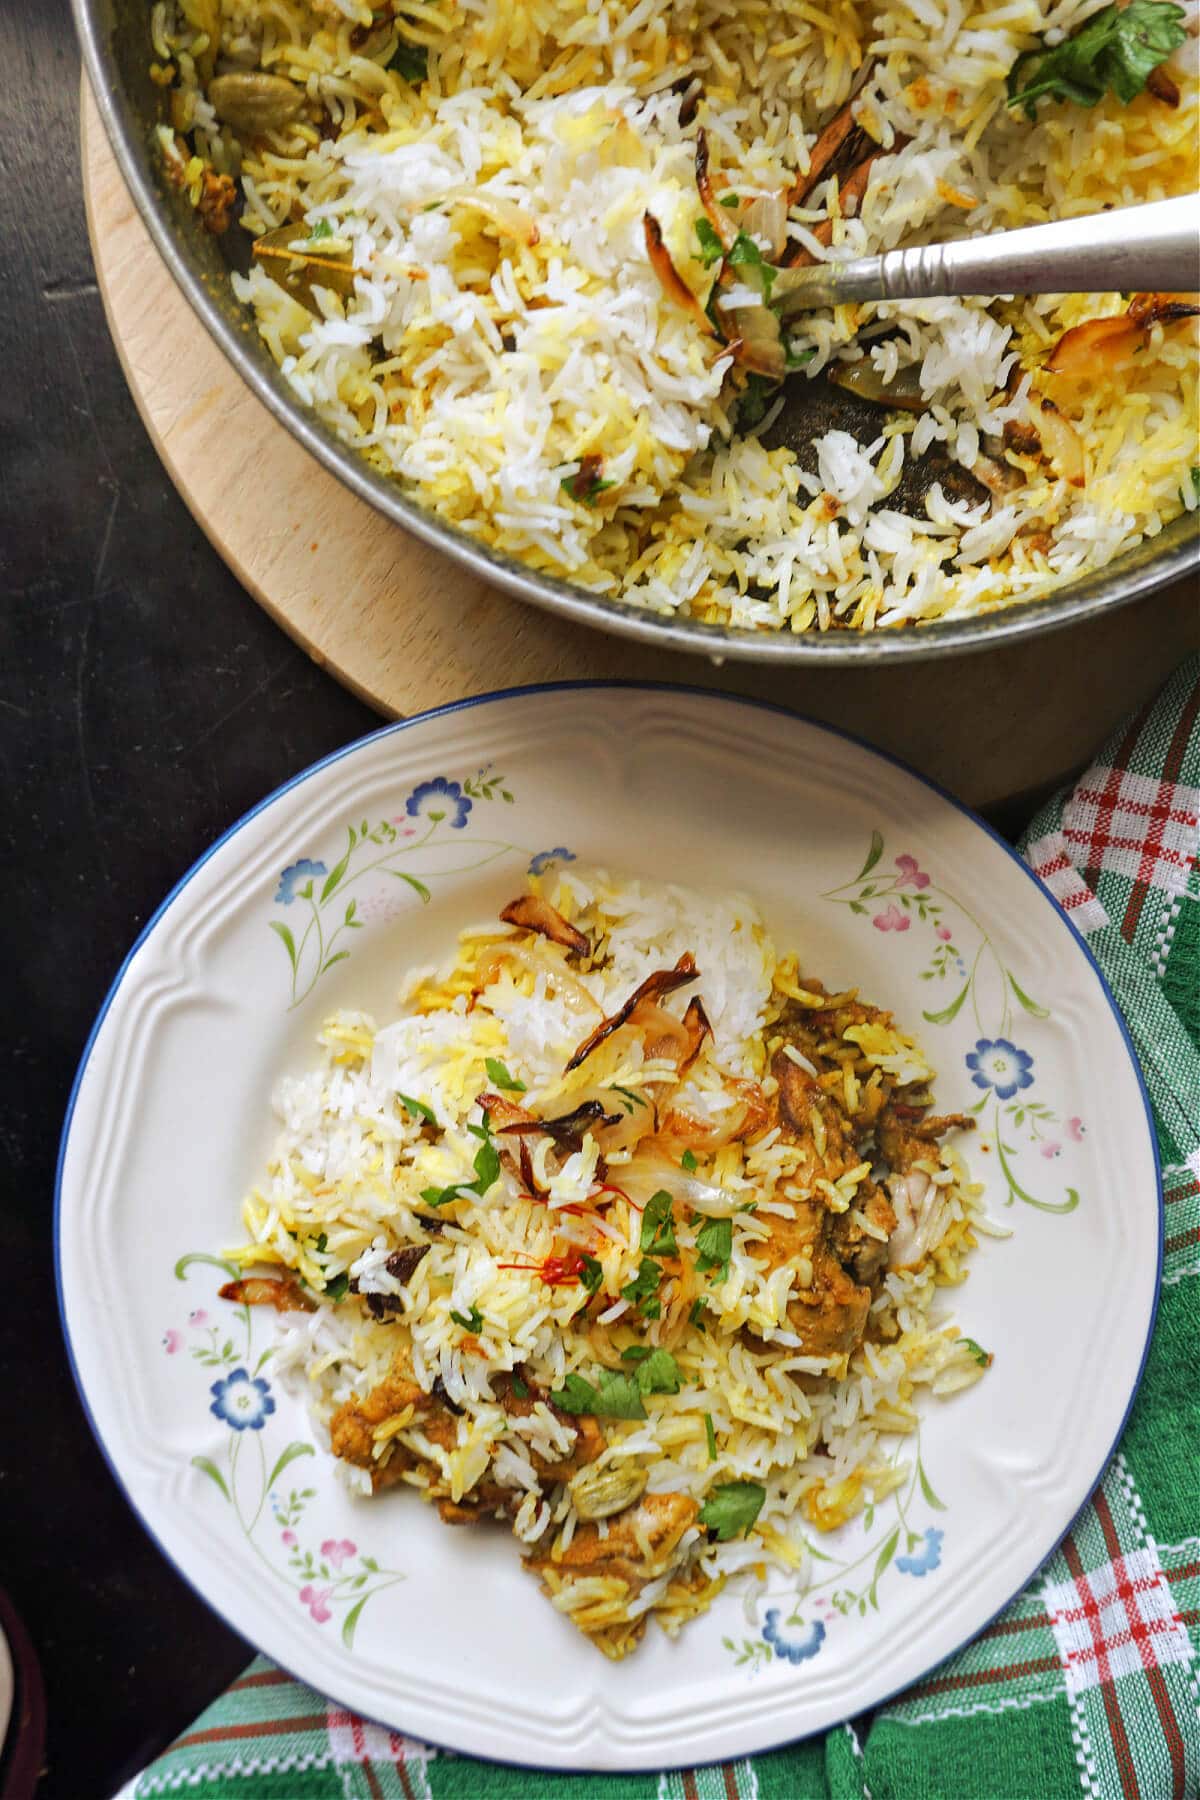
[57,685,1160,1771]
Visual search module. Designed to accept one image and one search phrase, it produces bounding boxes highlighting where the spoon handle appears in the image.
[774,194,1200,314]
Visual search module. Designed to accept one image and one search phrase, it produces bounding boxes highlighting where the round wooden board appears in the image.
[82,81,1198,809]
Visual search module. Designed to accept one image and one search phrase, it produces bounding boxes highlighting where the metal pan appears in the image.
[72,0,1198,665]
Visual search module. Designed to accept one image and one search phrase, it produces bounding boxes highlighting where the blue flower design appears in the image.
[275,858,328,904]
[210,1367,276,1432]
[965,1038,1034,1101]
[896,1527,944,1577]
[405,778,471,830]
[762,1610,826,1664]
[528,847,576,876]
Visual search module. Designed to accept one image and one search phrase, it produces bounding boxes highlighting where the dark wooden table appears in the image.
[0,8,376,1793]
[1,8,1186,1795]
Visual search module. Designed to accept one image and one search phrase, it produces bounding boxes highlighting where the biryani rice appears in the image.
[228,867,991,1655]
[152,0,1198,634]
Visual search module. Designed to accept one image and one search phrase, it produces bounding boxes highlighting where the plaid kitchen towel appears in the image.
[123,656,1200,1800]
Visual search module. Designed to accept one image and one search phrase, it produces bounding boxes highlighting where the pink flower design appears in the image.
[281,1529,297,1546]
[299,1584,333,1624]
[188,1309,209,1326]
[1066,1117,1085,1142]
[321,1538,357,1570]
[162,1329,183,1354]
[1040,1141,1062,1159]
[873,904,910,933]
[936,925,952,942]
[895,854,930,890]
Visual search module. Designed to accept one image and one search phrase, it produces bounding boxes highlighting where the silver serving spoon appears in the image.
[773,193,1200,317]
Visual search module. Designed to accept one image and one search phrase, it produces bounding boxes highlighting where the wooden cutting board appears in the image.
[81,81,1198,809]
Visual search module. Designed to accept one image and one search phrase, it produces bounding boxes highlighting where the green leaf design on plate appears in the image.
[922,980,971,1025]
[266,1440,315,1494]
[868,1526,900,1608]
[320,830,355,903]
[269,921,298,972]
[191,1455,231,1504]
[917,1457,947,1512]
[854,830,884,883]
[341,1595,368,1648]
[388,870,431,902]
[1008,971,1050,1019]
[175,1251,239,1283]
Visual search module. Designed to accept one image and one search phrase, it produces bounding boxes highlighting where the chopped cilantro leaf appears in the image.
[398,1092,438,1127]
[511,1375,530,1399]
[578,1254,604,1296]
[419,1183,464,1208]
[314,1232,328,1253]
[484,1057,526,1093]
[632,1348,682,1395]
[727,230,776,303]
[959,1337,992,1367]
[688,1296,710,1333]
[324,1272,350,1302]
[738,371,781,431]
[719,192,741,209]
[699,1480,765,1540]
[552,1370,647,1420]
[695,1216,732,1283]
[705,1414,718,1462]
[694,216,725,267]
[640,1191,678,1258]
[784,343,817,370]
[681,1149,698,1172]
[621,1258,662,1319]
[1006,0,1186,118]
[387,39,429,83]
[620,1344,652,1362]
[611,1085,647,1112]
[450,1305,484,1333]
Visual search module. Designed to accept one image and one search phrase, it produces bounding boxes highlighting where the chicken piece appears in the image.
[493,1372,606,1481]
[741,1049,898,1360]
[830,1181,897,1288]
[528,1492,699,1589]
[328,1359,431,1491]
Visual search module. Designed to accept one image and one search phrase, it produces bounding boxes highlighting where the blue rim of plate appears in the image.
[54,680,1163,1776]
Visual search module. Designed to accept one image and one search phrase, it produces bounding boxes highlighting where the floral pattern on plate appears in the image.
[269,766,523,1008]
[823,832,1084,1214]
[171,1255,403,1647]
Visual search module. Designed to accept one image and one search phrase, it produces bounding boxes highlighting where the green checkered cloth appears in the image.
[127,657,1200,1800]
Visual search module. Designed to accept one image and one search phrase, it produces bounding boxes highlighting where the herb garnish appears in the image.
[681,1149,698,1172]
[688,1296,710,1333]
[727,230,776,303]
[704,1414,718,1462]
[578,1255,604,1296]
[511,1375,530,1399]
[324,1272,350,1302]
[387,39,429,83]
[485,1057,526,1093]
[420,1117,500,1207]
[640,1192,678,1258]
[694,1216,733,1283]
[398,1092,438,1127]
[610,1085,648,1113]
[1006,0,1186,117]
[450,1305,484,1333]
[553,1348,682,1418]
[699,1480,765,1540]
[621,1258,663,1319]
[560,455,614,507]
[959,1337,992,1367]
[738,371,782,431]
[694,217,725,267]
